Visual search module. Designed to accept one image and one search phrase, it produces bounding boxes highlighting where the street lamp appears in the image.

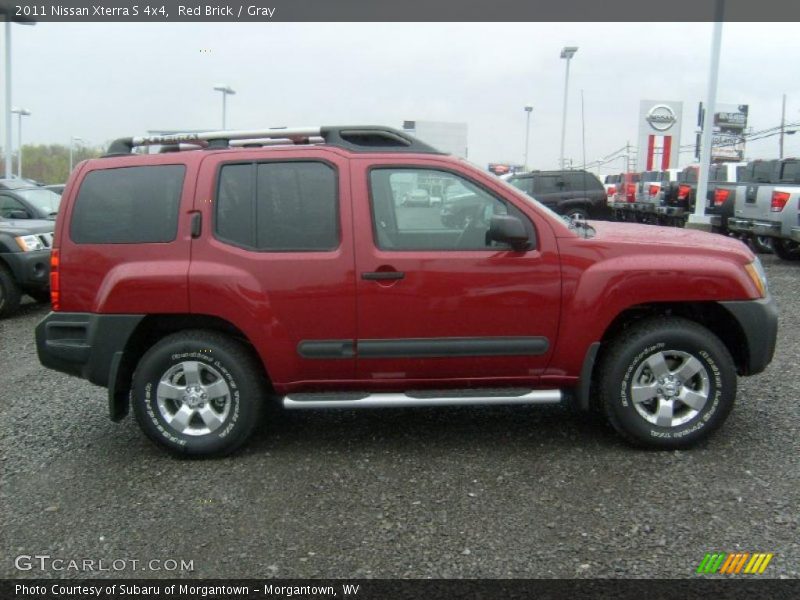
[1,8,36,178]
[523,105,533,170]
[213,84,236,130]
[69,136,84,173]
[11,107,30,178]
[559,46,578,170]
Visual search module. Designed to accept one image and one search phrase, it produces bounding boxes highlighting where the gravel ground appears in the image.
[1,254,798,580]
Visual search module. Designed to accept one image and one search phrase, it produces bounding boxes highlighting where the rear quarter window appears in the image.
[70,165,185,244]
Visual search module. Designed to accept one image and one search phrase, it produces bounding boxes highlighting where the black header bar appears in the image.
[3,0,800,22]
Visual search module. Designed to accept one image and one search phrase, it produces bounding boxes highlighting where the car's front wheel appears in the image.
[599,317,736,449]
[0,265,22,319]
[132,330,266,457]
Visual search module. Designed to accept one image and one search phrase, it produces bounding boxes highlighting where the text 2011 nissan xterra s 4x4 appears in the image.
[36,126,778,456]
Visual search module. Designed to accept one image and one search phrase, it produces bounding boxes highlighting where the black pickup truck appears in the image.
[0,218,53,317]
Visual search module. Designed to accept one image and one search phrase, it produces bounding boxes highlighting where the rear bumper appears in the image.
[728,218,782,237]
[0,250,50,290]
[35,312,144,387]
[718,295,778,376]
[791,227,800,243]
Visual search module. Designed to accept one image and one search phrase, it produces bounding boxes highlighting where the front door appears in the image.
[351,159,561,386]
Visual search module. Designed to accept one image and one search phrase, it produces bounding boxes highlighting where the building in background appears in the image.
[402,120,468,158]
[636,100,683,172]
[487,163,525,176]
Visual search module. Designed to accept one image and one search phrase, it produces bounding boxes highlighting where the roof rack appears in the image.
[105,126,443,157]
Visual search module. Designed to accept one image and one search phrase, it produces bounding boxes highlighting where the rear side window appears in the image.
[565,172,602,191]
[71,165,185,244]
[780,161,800,183]
[216,161,338,251]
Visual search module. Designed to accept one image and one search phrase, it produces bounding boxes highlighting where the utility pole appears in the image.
[581,90,586,169]
[779,93,786,159]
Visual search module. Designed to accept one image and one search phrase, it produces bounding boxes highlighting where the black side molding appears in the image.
[358,337,549,359]
[297,340,355,359]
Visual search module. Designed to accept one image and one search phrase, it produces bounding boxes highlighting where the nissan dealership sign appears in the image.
[637,100,683,171]
[645,104,678,132]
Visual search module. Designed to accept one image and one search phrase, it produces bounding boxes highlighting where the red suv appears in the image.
[36,126,777,456]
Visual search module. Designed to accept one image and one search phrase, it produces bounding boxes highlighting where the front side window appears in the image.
[369,168,530,251]
[215,161,338,251]
[70,165,185,244]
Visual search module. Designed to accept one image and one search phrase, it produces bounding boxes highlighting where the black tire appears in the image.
[27,289,51,304]
[131,330,266,457]
[750,235,775,255]
[598,317,736,449]
[0,265,22,319]
[771,238,800,261]
[564,206,590,220]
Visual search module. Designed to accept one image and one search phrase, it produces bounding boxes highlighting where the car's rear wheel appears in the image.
[772,238,800,261]
[750,235,774,255]
[598,317,736,449]
[132,330,266,457]
[564,206,590,221]
[0,266,22,319]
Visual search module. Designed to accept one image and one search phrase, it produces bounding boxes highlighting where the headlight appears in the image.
[14,235,46,252]
[744,257,768,298]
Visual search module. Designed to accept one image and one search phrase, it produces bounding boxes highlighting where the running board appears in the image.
[282,389,562,410]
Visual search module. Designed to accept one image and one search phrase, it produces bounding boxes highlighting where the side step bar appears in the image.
[283,389,562,410]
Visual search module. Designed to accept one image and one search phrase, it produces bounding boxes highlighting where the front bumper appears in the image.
[719,295,779,376]
[0,249,50,290]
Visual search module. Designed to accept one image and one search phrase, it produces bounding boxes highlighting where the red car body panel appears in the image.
[50,147,761,395]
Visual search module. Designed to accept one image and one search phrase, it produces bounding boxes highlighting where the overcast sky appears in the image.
[3,22,799,172]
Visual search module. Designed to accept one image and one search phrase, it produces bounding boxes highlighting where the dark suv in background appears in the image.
[507,170,609,220]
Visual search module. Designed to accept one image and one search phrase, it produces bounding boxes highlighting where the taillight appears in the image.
[626,183,636,201]
[714,188,730,207]
[649,185,659,197]
[608,186,616,195]
[678,184,691,200]
[771,191,790,212]
[50,248,60,311]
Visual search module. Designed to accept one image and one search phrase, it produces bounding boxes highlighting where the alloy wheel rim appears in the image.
[156,361,231,436]
[630,350,710,428]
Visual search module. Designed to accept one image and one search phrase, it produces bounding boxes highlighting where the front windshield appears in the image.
[16,188,62,215]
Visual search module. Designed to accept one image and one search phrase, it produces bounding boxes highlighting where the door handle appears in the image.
[362,271,405,281]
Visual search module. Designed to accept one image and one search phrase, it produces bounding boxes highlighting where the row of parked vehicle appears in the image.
[604,159,800,261]
[0,177,64,318]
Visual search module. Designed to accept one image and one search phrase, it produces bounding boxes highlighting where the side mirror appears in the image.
[488,215,531,251]
[8,210,30,219]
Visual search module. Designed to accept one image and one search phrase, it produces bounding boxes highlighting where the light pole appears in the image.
[523,105,533,170]
[559,46,578,170]
[2,9,35,179]
[69,136,84,173]
[11,107,30,178]
[213,84,236,130]
[689,0,723,229]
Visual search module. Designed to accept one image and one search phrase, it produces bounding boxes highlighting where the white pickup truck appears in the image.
[727,158,800,261]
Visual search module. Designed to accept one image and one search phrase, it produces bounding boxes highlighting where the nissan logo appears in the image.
[646,104,677,132]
